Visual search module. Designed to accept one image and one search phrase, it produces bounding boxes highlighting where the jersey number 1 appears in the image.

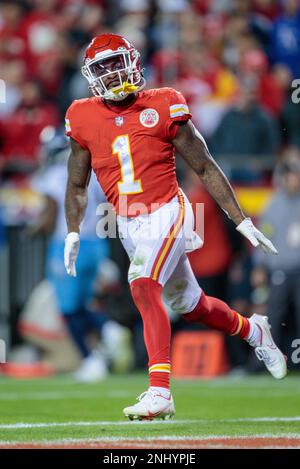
[112,134,143,195]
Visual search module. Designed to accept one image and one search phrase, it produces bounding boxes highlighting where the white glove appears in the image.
[64,232,80,277]
[236,218,278,255]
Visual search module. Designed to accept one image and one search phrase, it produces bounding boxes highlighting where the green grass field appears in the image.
[0,372,300,447]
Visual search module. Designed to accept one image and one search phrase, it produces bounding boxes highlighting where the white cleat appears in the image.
[249,314,287,379]
[123,389,175,421]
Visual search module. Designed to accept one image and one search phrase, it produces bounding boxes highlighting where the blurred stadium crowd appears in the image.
[0,0,300,379]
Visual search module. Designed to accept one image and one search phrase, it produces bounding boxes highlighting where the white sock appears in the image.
[150,386,171,398]
[246,321,261,347]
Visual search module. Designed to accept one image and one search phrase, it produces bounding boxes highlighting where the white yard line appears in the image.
[0,420,189,429]
[0,433,300,446]
[1,416,300,430]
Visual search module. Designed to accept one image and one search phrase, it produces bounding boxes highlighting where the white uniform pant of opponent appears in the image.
[117,190,203,316]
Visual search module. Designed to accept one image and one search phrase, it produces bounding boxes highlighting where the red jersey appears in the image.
[65,88,191,216]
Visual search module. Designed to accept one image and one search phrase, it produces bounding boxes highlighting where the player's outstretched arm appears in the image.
[172,121,278,255]
[173,120,245,224]
[64,138,92,276]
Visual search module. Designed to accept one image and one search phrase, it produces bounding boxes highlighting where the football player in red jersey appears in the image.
[64,34,287,420]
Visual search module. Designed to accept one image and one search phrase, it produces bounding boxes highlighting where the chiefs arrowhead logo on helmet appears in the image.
[81,33,146,101]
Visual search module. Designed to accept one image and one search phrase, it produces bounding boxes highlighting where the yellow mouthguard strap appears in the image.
[112,81,138,95]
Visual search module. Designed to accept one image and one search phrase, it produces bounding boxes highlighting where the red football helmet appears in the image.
[82,33,146,101]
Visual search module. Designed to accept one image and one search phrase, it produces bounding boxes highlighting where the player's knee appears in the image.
[163,278,201,315]
[130,277,162,308]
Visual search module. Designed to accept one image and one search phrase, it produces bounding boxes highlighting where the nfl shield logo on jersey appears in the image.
[139,109,159,128]
[115,116,124,127]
